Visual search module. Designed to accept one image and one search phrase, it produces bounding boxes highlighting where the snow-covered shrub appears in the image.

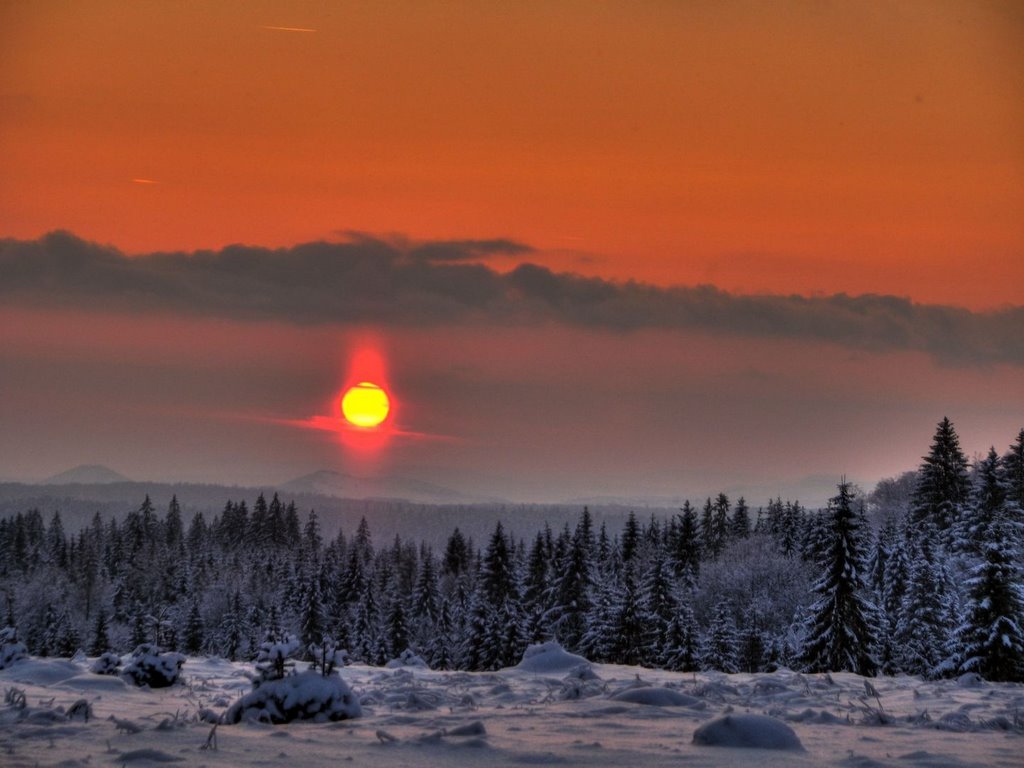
[223,669,362,724]
[225,634,362,724]
[0,627,27,669]
[90,651,122,676]
[253,632,300,684]
[121,644,185,688]
[308,636,349,676]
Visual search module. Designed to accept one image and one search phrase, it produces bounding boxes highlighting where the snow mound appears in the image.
[0,657,80,685]
[223,670,362,724]
[121,645,185,688]
[692,714,804,750]
[385,648,429,669]
[610,686,702,707]
[514,642,590,674]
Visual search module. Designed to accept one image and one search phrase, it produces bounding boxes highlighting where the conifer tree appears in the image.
[89,606,110,656]
[895,524,953,677]
[1003,429,1024,510]
[730,497,751,540]
[957,450,1024,681]
[662,601,700,672]
[184,600,204,655]
[910,417,971,536]
[702,604,738,673]
[611,566,644,665]
[800,481,878,675]
[672,502,701,582]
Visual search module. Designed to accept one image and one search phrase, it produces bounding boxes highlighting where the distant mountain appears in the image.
[280,469,482,504]
[42,464,131,485]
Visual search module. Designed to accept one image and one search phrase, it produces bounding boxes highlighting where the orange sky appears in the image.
[2,0,1022,307]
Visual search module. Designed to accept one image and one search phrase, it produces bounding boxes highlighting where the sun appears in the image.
[340,381,390,428]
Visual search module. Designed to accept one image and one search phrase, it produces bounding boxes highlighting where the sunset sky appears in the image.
[1,1,1022,504]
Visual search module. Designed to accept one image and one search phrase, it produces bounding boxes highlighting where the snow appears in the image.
[514,641,591,674]
[3,655,1023,767]
[692,713,804,749]
[223,669,361,724]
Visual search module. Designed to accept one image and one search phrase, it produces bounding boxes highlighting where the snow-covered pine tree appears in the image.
[701,603,738,673]
[184,599,204,655]
[639,551,676,667]
[546,514,593,652]
[910,417,971,539]
[1003,429,1024,510]
[89,606,110,656]
[672,501,701,583]
[894,522,954,677]
[956,449,1024,682]
[878,521,911,673]
[799,481,878,676]
[611,565,644,666]
[730,497,751,541]
[662,600,700,672]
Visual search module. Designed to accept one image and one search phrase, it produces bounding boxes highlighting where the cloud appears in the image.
[1,231,1021,366]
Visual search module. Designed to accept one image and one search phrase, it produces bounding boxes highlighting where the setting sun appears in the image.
[340,381,390,428]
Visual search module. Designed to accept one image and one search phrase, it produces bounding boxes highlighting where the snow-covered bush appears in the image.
[225,634,361,724]
[223,669,362,724]
[309,636,349,676]
[0,627,27,669]
[253,632,300,684]
[121,644,185,688]
[90,651,122,676]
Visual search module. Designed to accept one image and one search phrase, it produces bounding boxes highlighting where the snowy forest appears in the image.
[2,419,1022,682]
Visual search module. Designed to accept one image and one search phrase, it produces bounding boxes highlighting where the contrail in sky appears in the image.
[262,25,316,33]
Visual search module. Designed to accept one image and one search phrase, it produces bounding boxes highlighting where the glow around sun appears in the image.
[340,381,390,428]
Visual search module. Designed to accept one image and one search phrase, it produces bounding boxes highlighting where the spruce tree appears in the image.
[800,481,877,676]
[89,606,110,656]
[730,497,751,540]
[895,524,953,677]
[702,604,738,673]
[957,450,1024,681]
[1003,429,1024,510]
[662,601,700,672]
[184,600,204,655]
[910,417,971,536]
[672,502,701,582]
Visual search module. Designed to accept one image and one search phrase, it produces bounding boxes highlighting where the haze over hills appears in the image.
[41,464,131,485]
[279,469,500,505]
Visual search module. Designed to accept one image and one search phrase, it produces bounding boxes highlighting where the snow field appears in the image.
[2,648,1023,768]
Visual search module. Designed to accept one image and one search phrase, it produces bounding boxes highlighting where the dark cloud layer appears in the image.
[2,231,1021,366]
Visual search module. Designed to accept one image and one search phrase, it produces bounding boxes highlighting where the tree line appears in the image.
[1,420,1021,680]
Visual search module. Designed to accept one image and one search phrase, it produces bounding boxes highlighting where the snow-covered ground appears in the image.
[2,647,1023,767]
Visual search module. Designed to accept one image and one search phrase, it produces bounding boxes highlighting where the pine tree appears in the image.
[184,600,204,655]
[89,606,110,656]
[639,551,676,666]
[800,481,877,675]
[662,601,700,672]
[672,502,701,582]
[300,571,324,653]
[910,417,971,536]
[621,511,641,565]
[1003,429,1024,510]
[611,566,644,665]
[894,525,953,677]
[730,497,751,540]
[547,515,592,651]
[702,604,738,673]
[957,450,1024,681]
